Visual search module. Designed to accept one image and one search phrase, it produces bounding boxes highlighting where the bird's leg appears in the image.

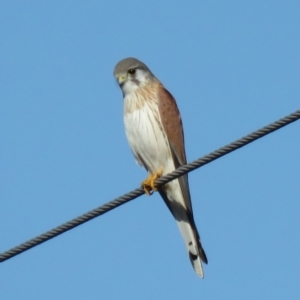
[141,168,163,195]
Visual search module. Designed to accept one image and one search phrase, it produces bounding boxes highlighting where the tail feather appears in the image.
[177,220,207,278]
[158,182,207,277]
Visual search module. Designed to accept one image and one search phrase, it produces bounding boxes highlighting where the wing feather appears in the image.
[157,84,208,265]
[156,85,193,213]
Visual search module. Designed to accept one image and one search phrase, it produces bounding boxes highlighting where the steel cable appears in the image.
[1,109,299,263]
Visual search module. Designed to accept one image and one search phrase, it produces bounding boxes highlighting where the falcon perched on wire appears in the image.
[113,57,207,277]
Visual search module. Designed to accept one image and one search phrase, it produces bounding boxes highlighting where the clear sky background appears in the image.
[1,1,299,299]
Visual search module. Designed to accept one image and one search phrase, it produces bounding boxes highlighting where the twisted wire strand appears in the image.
[155,110,300,186]
[1,109,299,263]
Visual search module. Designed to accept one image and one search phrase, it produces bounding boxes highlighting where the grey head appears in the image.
[113,57,157,95]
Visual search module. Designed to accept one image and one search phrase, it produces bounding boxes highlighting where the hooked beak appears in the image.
[117,75,126,85]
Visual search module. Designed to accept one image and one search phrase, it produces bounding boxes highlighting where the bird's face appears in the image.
[113,58,155,96]
[115,68,148,95]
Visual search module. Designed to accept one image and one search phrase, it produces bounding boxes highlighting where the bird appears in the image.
[113,57,207,277]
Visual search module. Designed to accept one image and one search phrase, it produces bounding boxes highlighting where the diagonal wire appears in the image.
[1,109,299,263]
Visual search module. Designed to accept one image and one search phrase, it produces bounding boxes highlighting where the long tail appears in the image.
[177,220,207,277]
[159,187,208,277]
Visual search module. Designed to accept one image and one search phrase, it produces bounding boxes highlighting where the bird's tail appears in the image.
[177,220,207,278]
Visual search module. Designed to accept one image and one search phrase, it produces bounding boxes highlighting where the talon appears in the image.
[141,168,163,195]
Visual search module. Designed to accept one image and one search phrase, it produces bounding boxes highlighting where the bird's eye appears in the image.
[128,68,136,75]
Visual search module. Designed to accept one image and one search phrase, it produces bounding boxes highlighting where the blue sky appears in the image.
[1,1,299,299]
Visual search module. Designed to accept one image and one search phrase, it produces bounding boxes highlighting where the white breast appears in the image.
[124,92,173,175]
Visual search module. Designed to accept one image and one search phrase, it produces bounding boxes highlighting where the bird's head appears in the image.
[113,57,156,96]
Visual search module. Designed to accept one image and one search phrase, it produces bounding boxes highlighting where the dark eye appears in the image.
[128,68,136,75]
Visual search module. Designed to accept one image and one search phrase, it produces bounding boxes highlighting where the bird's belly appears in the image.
[124,104,171,174]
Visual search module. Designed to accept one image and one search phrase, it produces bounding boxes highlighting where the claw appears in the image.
[141,168,163,195]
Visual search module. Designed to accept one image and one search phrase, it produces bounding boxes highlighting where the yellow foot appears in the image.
[141,168,163,195]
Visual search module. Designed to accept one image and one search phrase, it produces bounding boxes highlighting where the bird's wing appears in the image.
[156,84,208,270]
[156,84,193,214]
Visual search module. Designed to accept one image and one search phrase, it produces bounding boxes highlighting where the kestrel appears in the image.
[113,57,207,277]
